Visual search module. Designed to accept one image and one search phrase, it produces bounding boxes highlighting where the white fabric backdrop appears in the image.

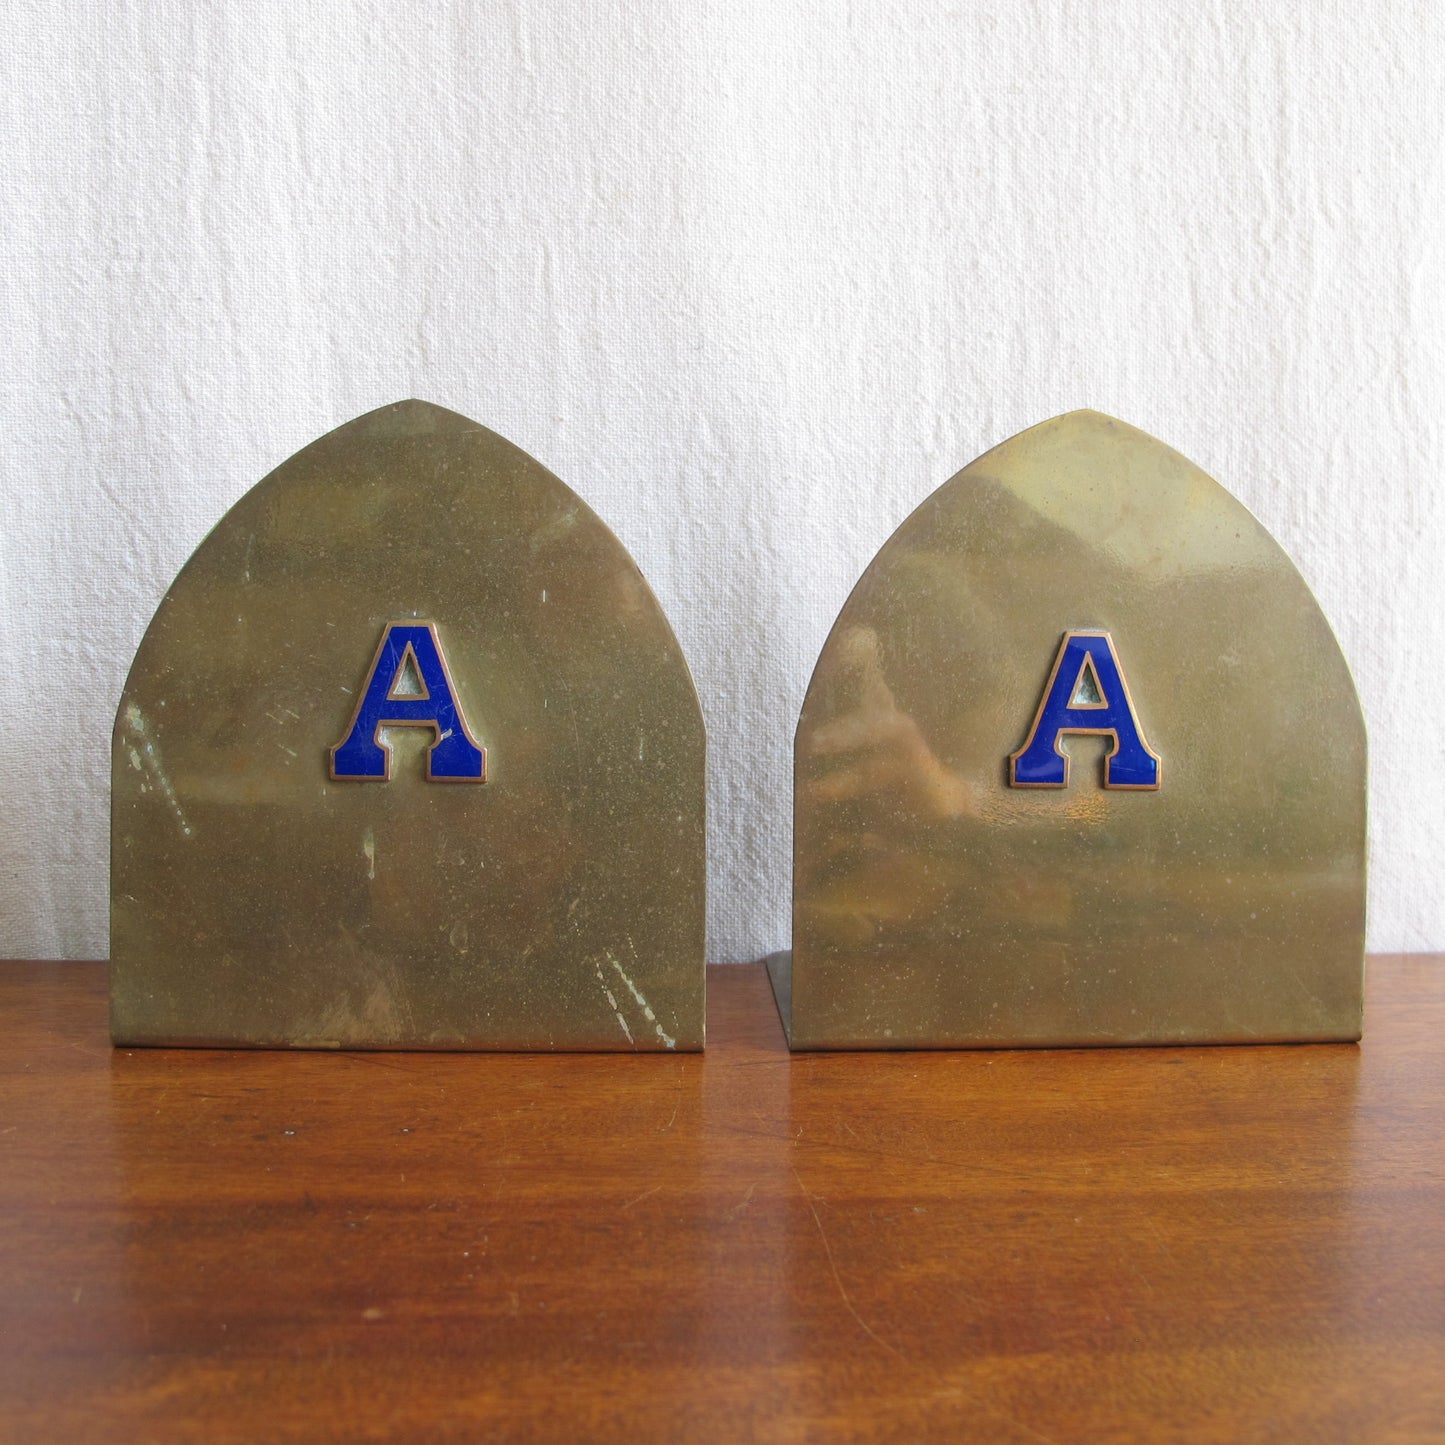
[3,0,1442,961]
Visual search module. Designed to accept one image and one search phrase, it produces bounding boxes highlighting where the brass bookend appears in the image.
[112,401,705,1050]
[772,411,1366,1049]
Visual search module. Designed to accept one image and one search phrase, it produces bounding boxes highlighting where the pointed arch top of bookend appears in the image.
[112,401,704,1050]
[774,410,1365,1049]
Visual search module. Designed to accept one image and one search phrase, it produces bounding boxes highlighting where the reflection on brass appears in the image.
[771,410,1366,1049]
[112,400,705,1050]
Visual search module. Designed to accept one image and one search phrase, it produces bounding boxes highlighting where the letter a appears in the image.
[330,622,487,782]
[1009,631,1161,790]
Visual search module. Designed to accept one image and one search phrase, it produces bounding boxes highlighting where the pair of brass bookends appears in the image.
[111,402,1366,1053]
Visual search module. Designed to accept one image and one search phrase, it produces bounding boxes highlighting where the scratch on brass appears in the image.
[608,954,676,1050]
[124,704,193,837]
[593,961,634,1043]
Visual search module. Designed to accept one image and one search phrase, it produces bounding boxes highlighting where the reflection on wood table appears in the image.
[0,957,1441,1441]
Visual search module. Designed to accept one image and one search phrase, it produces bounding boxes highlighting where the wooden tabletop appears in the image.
[1,957,1441,1443]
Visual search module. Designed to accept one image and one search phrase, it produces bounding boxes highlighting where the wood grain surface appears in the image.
[0,958,1441,1443]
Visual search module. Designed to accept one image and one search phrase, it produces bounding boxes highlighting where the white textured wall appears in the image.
[3,1,1442,961]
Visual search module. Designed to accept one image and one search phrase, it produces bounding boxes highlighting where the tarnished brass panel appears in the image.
[112,400,704,1050]
[776,410,1366,1049]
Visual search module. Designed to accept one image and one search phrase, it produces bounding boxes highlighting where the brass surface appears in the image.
[781,410,1366,1049]
[112,400,705,1050]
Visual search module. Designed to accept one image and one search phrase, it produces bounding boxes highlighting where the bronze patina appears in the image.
[112,400,705,1050]
[771,411,1366,1049]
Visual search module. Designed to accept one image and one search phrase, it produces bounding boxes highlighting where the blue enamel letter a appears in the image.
[330,622,487,782]
[1009,631,1160,790]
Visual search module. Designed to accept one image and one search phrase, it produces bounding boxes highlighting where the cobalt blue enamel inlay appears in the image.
[1009,630,1161,790]
[330,621,486,782]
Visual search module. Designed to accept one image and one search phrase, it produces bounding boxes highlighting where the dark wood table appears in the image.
[1,957,1441,1442]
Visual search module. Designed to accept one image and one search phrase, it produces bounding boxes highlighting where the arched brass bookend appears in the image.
[112,401,705,1050]
[771,410,1365,1049]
